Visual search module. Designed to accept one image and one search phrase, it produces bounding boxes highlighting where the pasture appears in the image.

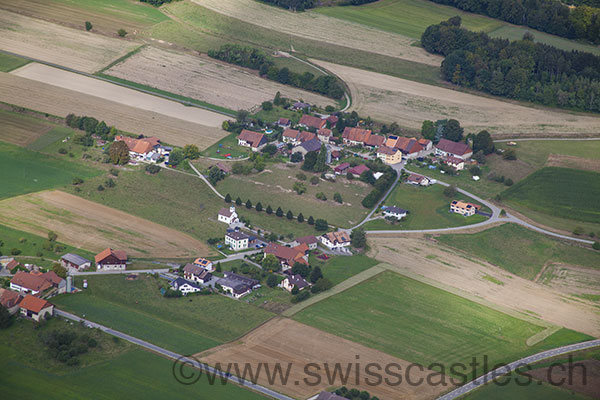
[0,52,29,72]
[495,139,600,169]
[437,223,600,280]
[363,183,488,231]
[313,59,600,136]
[0,72,227,149]
[105,46,336,112]
[294,271,593,377]
[0,0,167,32]
[0,11,138,73]
[0,320,263,400]
[197,317,446,400]
[53,274,273,355]
[0,141,100,200]
[501,167,600,230]
[215,162,372,228]
[0,190,214,258]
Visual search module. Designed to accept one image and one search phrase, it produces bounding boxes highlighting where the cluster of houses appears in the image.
[113,135,172,164]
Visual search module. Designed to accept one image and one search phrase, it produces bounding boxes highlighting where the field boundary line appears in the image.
[282,264,385,317]
[0,49,236,118]
[526,325,562,346]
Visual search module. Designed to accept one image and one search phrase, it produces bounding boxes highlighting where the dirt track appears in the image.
[0,72,226,149]
[0,11,137,73]
[0,191,213,258]
[368,237,600,337]
[312,60,600,136]
[197,318,447,400]
[194,0,442,67]
[107,46,336,111]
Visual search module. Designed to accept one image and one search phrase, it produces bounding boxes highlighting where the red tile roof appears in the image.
[283,128,300,140]
[317,128,332,138]
[366,134,385,147]
[417,138,431,146]
[436,139,471,156]
[238,130,266,148]
[348,164,370,175]
[95,248,127,264]
[10,271,52,293]
[298,131,317,143]
[114,135,158,155]
[377,146,398,155]
[299,115,326,130]
[296,235,318,245]
[20,295,52,314]
[342,127,372,144]
[0,289,22,308]
[264,243,307,265]
[334,162,350,173]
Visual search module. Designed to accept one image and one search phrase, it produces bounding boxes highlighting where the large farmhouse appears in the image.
[237,129,267,151]
[435,139,473,160]
[320,231,351,251]
[95,248,127,271]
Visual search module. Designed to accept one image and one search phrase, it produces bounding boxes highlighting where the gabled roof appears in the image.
[300,138,322,153]
[385,206,408,215]
[326,115,339,124]
[215,162,231,173]
[0,289,22,308]
[298,131,317,143]
[277,117,290,125]
[41,271,63,286]
[317,128,332,137]
[334,162,350,172]
[436,139,471,156]
[264,243,307,265]
[95,248,127,264]
[299,115,326,130]
[20,295,52,313]
[5,259,19,270]
[296,235,318,245]
[316,392,347,400]
[238,130,265,148]
[417,138,431,146]
[283,128,300,140]
[61,253,90,266]
[348,164,370,175]
[322,231,351,245]
[194,257,212,267]
[407,173,427,183]
[114,135,158,155]
[287,274,310,289]
[342,127,372,143]
[394,137,423,154]
[223,272,259,286]
[183,263,203,275]
[366,134,385,147]
[10,271,52,293]
[172,277,202,290]
[219,207,235,217]
[446,156,464,165]
[331,150,340,158]
[217,277,250,294]
[377,146,398,156]
[226,231,250,241]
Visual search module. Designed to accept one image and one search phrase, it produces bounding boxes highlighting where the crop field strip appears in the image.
[0,72,227,149]
[0,108,58,147]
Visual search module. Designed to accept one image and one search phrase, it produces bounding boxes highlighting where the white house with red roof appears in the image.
[95,248,127,271]
[20,295,54,322]
[435,139,473,160]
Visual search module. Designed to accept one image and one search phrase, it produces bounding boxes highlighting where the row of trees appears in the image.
[208,44,344,99]
[65,113,116,144]
[422,17,600,112]
[426,0,600,43]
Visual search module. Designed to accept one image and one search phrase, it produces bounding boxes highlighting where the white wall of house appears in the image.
[225,236,248,251]
[21,305,54,322]
[9,283,38,295]
[97,263,126,271]
[177,284,202,295]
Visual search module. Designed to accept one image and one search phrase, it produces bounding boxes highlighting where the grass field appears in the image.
[308,254,380,285]
[496,140,600,169]
[294,271,593,377]
[314,0,502,39]
[501,167,600,230]
[216,163,372,228]
[0,52,29,72]
[0,141,101,200]
[53,274,273,354]
[437,223,600,280]
[200,132,251,159]
[0,223,95,264]
[363,183,488,230]
[0,319,264,400]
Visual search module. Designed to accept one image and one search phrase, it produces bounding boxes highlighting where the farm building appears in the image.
[334,162,350,174]
[316,392,347,400]
[293,138,322,156]
[298,114,326,130]
[95,248,127,271]
[320,231,351,251]
[263,243,308,270]
[10,271,65,295]
[342,127,372,146]
[19,295,54,322]
[171,278,204,295]
[435,139,473,160]
[383,206,408,219]
[237,129,266,151]
[183,264,213,283]
[291,235,318,250]
[348,164,370,178]
[60,253,91,271]
[387,136,424,159]
[218,206,239,225]
[365,134,385,148]
[114,135,161,160]
[418,138,433,150]
[279,274,310,293]
[225,231,250,251]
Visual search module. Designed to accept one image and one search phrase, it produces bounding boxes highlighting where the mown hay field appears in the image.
[0,190,214,258]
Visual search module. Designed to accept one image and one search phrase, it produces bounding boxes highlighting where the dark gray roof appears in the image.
[288,274,310,289]
[223,272,259,287]
[300,138,322,153]
[315,392,347,400]
[171,278,202,290]
[226,231,250,241]
[217,277,251,294]
[61,253,90,266]
[385,206,408,215]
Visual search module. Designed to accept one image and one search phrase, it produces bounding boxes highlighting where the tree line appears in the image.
[425,0,600,43]
[208,44,344,99]
[421,17,600,112]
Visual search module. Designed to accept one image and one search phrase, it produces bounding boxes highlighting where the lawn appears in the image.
[200,132,252,159]
[0,319,264,399]
[501,167,600,230]
[363,183,488,231]
[437,223,600,280]
[314,0,503,40]
[52,274,273,354]
[0,52,30,72]
[308,254,380,285]
[0,223,95,265]
[294,271,593,378]
[0,141,101,200]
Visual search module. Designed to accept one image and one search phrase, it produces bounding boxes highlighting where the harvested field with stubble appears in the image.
[196,318,447,400]
[312,60,600,136]
[0,11,138,73]
[0,191,214,258]
[193,0,442,67]
[106,47,336,111]
[0,72,226,149]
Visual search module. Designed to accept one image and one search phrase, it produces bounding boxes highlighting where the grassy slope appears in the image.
[363,183,488,230]
[0,141,101,200]
[52,274,273,354]
[0,52,30,72]
[0,319,263,399]
[437,223,600,280]
[502,167,600,226]
[294,271,593,377]
[309,254,380,285]
[52,0,168,25]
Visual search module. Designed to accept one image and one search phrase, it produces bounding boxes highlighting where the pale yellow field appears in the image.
[106,46,336,111]
[313,60,600,136]
[194,0,442,67]
[0,72,227,149]
[0,191,214,258]
[0,11,138,73]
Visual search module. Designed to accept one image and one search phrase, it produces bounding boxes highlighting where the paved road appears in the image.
[55,309,293,400]
[349,167,401,230]
[437,339,600,400]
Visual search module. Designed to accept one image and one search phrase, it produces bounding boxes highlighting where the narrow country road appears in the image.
[437,339,600,400]
[350,167,401,230]
[187,161,225,199]
[55,309,294,400]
